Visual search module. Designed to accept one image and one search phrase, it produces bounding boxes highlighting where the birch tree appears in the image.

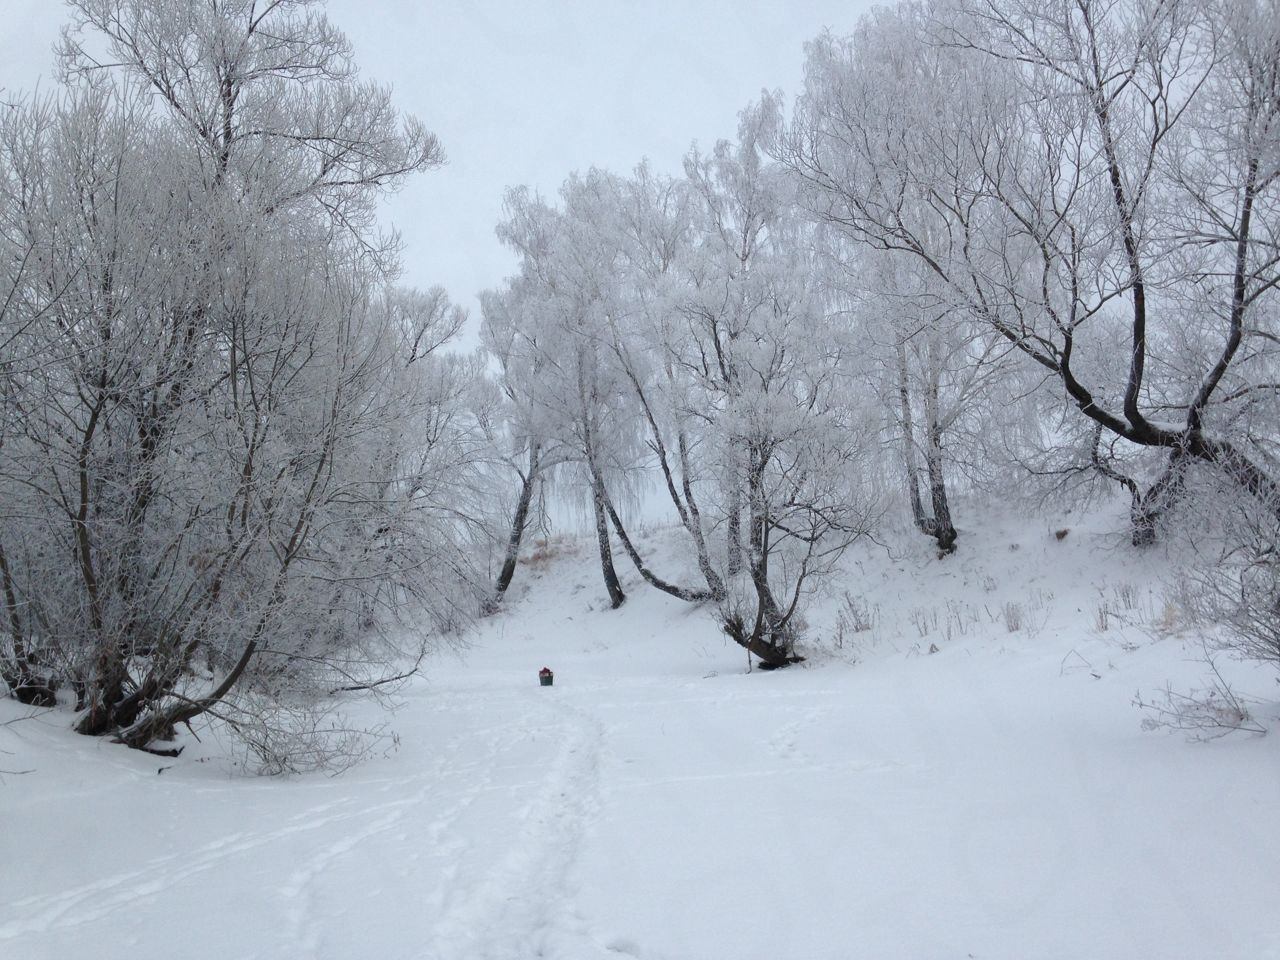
[478,281,566,611]
[567,166,725,603]
[494,186,636,609]
[681,110,882,666]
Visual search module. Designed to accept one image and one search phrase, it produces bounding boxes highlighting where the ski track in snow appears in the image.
[764,702,826,763]
[2,795,398,941]
[1,694,609,958]
[427,691,607,960]
[277,779,443,955]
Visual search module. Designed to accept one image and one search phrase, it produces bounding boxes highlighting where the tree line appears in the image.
[2,0,1277,764]
[478,0,1280,671]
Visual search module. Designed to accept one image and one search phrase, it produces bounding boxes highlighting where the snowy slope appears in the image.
[2,503,1279,960]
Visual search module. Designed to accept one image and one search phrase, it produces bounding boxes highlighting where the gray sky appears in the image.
[1,1,874,341]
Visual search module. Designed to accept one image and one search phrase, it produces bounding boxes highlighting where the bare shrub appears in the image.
[944,599,980,640]
[909,606,939,638]
[1001,601,1024,633]
[1094,599,1111,633]
[1134,657,1265,740]
[523,537,577,571]
[1154,598,1189,635]
[221,695,398,776]
[1183,550,1280,669]
[836,592,879,639]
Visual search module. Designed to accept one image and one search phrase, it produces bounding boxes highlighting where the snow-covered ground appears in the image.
[3,503,1279,960]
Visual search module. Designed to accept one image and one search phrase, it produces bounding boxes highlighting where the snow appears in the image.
[3,503,1279,960]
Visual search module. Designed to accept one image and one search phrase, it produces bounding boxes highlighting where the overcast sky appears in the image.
[1,1,875,343]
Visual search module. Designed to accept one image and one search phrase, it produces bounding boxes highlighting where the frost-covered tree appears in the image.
[779,0,1280,545]
[0,0,479,765]
[563,165,726,603]
[477,280,573,611]
[493,185,641,609]
[675,110,883,665]
[484,113,882,663]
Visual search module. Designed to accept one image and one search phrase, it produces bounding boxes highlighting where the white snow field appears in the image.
[3,504,1279,960]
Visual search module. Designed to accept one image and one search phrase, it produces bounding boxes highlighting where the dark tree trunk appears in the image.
[897,343,957,554]
[923,424,957,555]
[898,340,928,522]
[600,490,715,603]
[722,618,801,668]
[721,561,802,670]
[0,540,57,706]
[485,446,540,614]
[719,455,802,669]
[6,679,57,707]
[74,645,131,736]
[1131,435,1280,546]
[115,548,301,751]
[615,357,726,600]
[675,431,726,600]
[1131,451,1188,546]
[726,500,743,577]
[591,473,626,609]
[747,447,767,568]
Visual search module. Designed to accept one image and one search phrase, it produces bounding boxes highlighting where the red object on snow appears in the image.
[539,667,554,686]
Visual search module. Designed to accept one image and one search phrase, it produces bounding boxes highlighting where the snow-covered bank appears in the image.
[3,505,1279,959]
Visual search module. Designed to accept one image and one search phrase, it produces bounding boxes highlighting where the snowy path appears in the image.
[2,675,611,960]
[4,520,1280,959]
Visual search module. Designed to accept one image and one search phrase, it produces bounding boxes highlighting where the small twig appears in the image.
[328,666,419,695]
[0,744,34,779]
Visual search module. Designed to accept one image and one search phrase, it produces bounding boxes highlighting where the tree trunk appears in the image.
[0,539,56,707]
[723,619,801,668]
[897,341,930,531]
[897,342,957,554]
[600,489,715,603]
[720,455,801,668]
[720,561,801,669]
[676,432,726,600]
[591,472,626,609]
[747,446,767,570]
[486,446,540,613]
[923,420,957,555]
[74,639,131,736]
[1129,436,1280,546]
[1131,450,1188,547]
[726,499,743,577]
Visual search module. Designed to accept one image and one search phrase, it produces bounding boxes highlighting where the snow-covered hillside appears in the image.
[3,503,1279,960]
